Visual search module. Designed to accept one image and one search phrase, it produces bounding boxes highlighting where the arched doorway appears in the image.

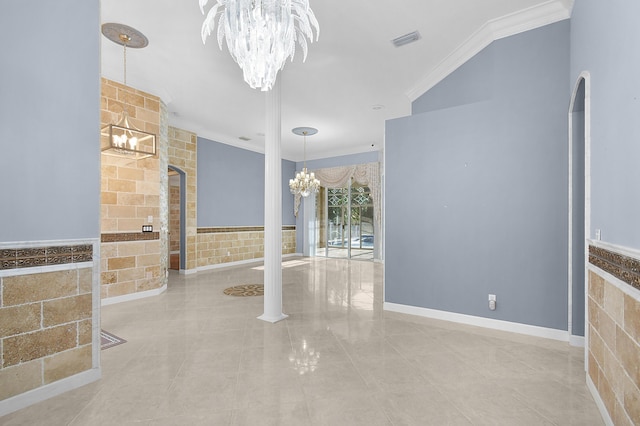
[168,165,186,271]
[568,73,591,351]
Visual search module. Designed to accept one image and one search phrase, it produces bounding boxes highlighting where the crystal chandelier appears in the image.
[289,127,320,197]
[100,23,157,159]
[199,0,319,91]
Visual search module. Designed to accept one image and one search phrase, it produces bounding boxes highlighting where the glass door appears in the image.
[348,184,374,260]
[327,187,349,257]
[318,180,374,260]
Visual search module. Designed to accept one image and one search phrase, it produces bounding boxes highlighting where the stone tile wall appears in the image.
[168,127,197,271]
[0,244,96,402]
[588,245,640,426]
[101,78,164,298]
[197,227,296,268]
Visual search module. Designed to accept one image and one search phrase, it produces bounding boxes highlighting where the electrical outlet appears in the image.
[488,294,497,311]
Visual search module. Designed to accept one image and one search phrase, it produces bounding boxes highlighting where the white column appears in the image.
[303,195,316,257]
[258,79,287,323]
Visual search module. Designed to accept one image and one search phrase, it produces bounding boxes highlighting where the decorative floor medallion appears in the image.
[223,284,264,297]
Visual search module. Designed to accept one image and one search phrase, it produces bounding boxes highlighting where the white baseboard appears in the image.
[101,284,167,306]
[0,368,101,417]
[197,253,301,272]
[179,268,198,275]
[569,334,586,347]
[383,302,569,342]
[587,375,614,426]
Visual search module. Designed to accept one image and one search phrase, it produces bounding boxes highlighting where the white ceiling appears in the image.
[100,0,573,162]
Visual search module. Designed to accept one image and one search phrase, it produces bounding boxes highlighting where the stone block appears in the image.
[118,267,145,282]
[44,345,92,384]
[0,303,41,338]
[0,359,42,400]
[106,281,136,298]
[101,271,117,285]
[118,167,145,181]
[3,270,77,306]
[78,267,93,295]
[616,324,640,386]
[101,191,117,205]
[589,271,605,306]
[107,179,137,193]
[117,241,145,257]
[624,293,640,344]
[78,319,92,346]
[108,205,137,219]
[118,193,145,206]
[43,294,92,327]
[107,256,136,271]
[3,324,77,367]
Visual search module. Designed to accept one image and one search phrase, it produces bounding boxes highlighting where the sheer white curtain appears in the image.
[293,162,381,256]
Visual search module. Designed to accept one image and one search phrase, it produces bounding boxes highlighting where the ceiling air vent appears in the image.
[391,31,421,47]
[238,136,251,141]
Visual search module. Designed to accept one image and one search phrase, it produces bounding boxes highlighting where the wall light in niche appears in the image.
[100,23,157,159]
[142,225,153,232]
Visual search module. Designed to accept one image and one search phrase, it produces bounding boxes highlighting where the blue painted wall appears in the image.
[385,21,570,330]
[197,137,296,227]
[570,0,640,249]
[0,0,100,242]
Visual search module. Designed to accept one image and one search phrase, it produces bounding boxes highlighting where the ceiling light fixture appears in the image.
[100,23,157,159]
[199,0,319,91]
[289,127,320,197]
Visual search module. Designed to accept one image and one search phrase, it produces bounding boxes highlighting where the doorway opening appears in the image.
[568,74,590,348]
[168,166,186,271]
[316,179,374,260]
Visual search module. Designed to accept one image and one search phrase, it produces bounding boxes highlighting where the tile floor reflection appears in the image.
[1,257,603,425]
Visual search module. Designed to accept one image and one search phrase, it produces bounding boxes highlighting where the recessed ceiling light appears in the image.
[372,104,385,110]
[391,31,421,47]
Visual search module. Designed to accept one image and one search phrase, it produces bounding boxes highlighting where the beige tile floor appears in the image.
[2,257,604,425]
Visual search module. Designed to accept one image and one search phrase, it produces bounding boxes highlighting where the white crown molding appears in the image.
[407,0,572,102]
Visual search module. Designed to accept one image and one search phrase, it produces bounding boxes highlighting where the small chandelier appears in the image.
[100,23,157,159]
[199,0,319,91]
[289,127,320,197]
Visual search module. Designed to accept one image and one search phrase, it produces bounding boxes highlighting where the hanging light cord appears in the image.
[303,132,308,169]
[120,34,131,115]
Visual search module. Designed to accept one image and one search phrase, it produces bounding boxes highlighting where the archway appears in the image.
[568,73,591,351]
[168,165,186,271]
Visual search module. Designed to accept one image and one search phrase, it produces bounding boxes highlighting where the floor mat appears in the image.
[101,330,127,350]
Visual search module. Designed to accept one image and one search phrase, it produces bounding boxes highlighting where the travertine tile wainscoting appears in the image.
[197,226,296,269]
[588,243,640,425]
[0,241,100,416]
